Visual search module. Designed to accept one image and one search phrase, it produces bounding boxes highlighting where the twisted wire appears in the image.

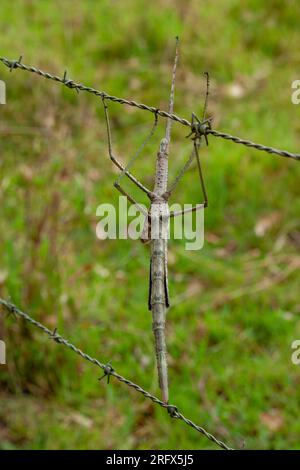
[1,56,300,161]
[0,298,233,451]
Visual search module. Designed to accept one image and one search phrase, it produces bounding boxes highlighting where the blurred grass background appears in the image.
[1,0,300,450]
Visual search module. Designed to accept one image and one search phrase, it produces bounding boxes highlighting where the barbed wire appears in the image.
[0,298,234,451]
[0,53,295,452]
[1,56,300,162]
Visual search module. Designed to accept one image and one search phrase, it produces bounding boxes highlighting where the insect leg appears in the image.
[113,181,148,216]
[102,97,154,198]
[194,140,208,208]
[164,239,170,308]
[169,140,208,217]
[170,203,205,218]
[148,257,152,311]
[164,147,196,198]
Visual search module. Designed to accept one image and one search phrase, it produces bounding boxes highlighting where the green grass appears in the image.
[1,0,300,450]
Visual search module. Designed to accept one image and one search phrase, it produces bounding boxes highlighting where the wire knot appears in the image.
[4,303,18,320]
[186,113,212,146]
[62,71,80,93]
[8,56,23,72]
[99,362,114,384]
[167,404,179,418]
[50,327,62,343]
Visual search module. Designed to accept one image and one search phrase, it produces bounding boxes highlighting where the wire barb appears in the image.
[1,55,299,161]
[186,113,212,146]
[8,55,23,72]
[2,302,17,319]
[0,297,234,450]
[167,404,179,418]
[62,70,80,93]
[50,327,62,343]
[98,362,114,384]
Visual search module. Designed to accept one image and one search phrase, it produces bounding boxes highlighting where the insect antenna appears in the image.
[164,36,179,146]
[202,71,210,121]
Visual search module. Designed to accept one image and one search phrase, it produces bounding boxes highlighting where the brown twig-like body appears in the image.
[146,38,179,403]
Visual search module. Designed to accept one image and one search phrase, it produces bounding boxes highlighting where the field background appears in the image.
[1,0,300,450]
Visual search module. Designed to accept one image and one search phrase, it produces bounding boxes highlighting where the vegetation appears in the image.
[0,0,300,449]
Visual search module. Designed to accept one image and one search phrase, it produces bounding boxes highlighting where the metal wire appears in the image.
[0,298,233,451]
[0,56,190,126]
[1,55,300,162]
[1,54,295,451]
[209,129,300,161]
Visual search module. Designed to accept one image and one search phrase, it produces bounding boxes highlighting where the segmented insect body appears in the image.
[147,138,171,403]
[102,38,209,403]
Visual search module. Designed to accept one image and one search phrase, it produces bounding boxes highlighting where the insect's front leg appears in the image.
[113,182,148,216]
[113,157,154,197]
[102,96,154,200]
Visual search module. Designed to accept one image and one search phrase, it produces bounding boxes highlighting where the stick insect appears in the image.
[102,38,211,403]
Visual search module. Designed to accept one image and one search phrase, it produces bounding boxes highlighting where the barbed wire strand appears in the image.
[0,298,234,451]
[1,56,300,162]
